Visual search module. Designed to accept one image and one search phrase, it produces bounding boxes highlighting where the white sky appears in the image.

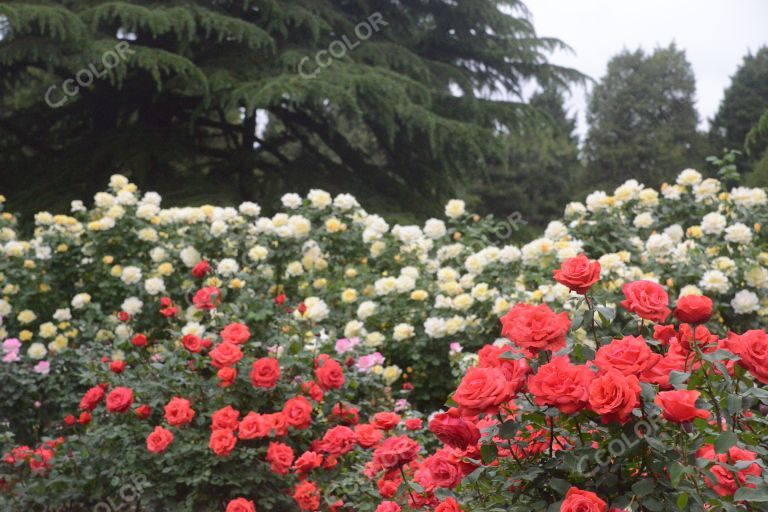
[524,0,768,140]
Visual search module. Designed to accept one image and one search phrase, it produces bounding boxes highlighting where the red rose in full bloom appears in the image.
[191,260,211,279]
[453,366,516,416]
[217,367,237,388]
[293,451,323,475]
[354,424,384,448]
[78,412,91,425]
[293,481,321,511]
[404,418,423,431]
[238,412,270,440]
[182,334,203,353]
[283,396,313,430]
[193,286,222,310]
[376,501,401,512]
[225,497,256,512]
[723,330,768,384]
[673,295,713,324]
[652,324,677,345]
[527,357,595,414]
[164,397,196,427]
[266,441,295,475]
[212,405,240,431]
[477,343,532,394]
[435,497,462,512]
[265,412,288,436]
[594,335,662,377]
[109,360,125,374]
[146,426,174,454]
[134,404,151,420]
[250,357,281,388]
[697,445,763,496]
[208,428,237,457]
[372,412,401,431]
[221,323,250,345]
[553,254,602,295]
[105,387,133,413]
[131,334,148,347]
[621,280,670,324]
[302,381,324,402]
[209,342,243,369]
[560,487,607,512]
[317,425,356,456]
[500,303,571,352]
[421,449,462,489]
[654,390,710,423]
[428,408,480,449]
[79,386,106,411]
[676,324,719,352]
[330,403,359,425]
[587,369,640,424]
[315,356,345,390]
[372,435,420,470]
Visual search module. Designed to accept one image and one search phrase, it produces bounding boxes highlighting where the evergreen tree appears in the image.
[0,1,583,218]
[710,46,768,172]
[584,45,702,189]
[471,86,581,233]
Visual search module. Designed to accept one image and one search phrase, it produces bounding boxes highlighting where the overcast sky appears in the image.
[524,0,768,140]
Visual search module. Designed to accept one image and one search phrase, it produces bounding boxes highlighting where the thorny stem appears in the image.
[399,466,416,504]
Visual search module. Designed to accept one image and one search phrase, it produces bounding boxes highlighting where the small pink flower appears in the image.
[2,338,21,353]
[34,361,51,375]
[335,337,360,355]
[356,352,385,372]
[3,351,20,363]
[449,342,463,356]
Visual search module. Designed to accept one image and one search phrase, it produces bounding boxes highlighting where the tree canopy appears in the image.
[0,1,583,218]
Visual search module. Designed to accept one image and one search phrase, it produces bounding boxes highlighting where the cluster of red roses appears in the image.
[361,253,766,511]
[2,437,64,478]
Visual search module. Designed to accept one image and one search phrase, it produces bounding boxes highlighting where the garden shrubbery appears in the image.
[1,170,767,511]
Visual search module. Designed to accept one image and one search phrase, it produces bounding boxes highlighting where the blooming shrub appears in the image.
[0,170,766,510]
[354,259,768,511]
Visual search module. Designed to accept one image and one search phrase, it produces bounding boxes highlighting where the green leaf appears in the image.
[632,478,655,496]
[676,493,689,509]
[733,486,768,502]
[714,431,738,454]
[480,443,498,464]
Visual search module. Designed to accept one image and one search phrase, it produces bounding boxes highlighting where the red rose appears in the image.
[109,360,125,374]
[435,497,462,512]
[428,408,480,449]
[250,357,281,388]
[293,481,321,511]
[192,260,211,279]
[315,357,345,390]
[208,428,237,457]
[212,405,240,431]
[376,501,401,512]
[331,403,359,425]
[238,412,270,440]
[676,324,719,352]
[317,425,356,456]
[372,412,401,431]
[453,366,516,416]
[674,295,713,324]
[131,334,147,347]
[106,387,133,413]
[421,450,462,489]
[266,441,294,475]
[371,435,420,470]
[553,254,602,295]
[404,418,423,431]
[146,426,174,454]
[193,286,222,310]
[654,390,710,423]
[561,487,607,512]
[209,342,243,369]
[78,412,91,425]
[587,369,640,424]
[293,451,323,475]
[182,334,203,353]
[64,415,76,426]
[652,324,677,345]
[282,396,313,430]
[79,386,105,411]
[217,367,237,388]
[134,404,151,420]
[594,335,662,376]
[302,381,324,402]
[527,357,595,414]
[164,397,196,427]
[723,330,768,384]
[354,424,384,448]
[477,343,532,394]
[225,498,256,512]
[697,445,762,497]
[221,322,251,345]
[621,280,670,324]
[500,303,571,352]
[265,412,288,436]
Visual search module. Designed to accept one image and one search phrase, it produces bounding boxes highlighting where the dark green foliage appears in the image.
[583,44,703,189]
[0,1,583,219]
[710,46,768,172]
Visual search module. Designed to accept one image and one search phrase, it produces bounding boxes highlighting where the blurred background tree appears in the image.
[582,44,704,191]
[0,0,583,222]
